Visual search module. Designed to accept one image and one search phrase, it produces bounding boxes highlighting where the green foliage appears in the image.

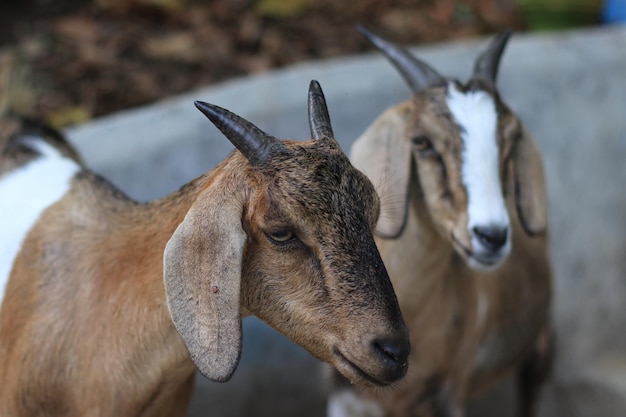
[254,0,312,18]
[518,0,604,30]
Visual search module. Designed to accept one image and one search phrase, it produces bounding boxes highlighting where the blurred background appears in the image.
[0,0,620,127]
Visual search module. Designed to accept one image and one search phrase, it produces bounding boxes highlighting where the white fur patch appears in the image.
[446,83,510,256]
[0,138,80,309]
[327,389,384,417]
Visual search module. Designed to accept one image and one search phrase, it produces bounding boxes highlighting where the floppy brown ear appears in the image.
[163,184,245,382]
[511,128,548,236]
[350,102,413,238]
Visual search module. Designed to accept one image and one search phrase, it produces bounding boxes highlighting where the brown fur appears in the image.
[342,85,552,417]
[0,104,409,415]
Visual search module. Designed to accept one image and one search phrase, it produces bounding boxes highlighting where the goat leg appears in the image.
[516,326,554,417]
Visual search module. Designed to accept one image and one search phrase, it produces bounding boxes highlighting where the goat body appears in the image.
[328,31,552,417]
[0,81,410,416]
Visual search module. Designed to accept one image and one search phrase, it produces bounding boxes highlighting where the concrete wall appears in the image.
[66,26,626,417]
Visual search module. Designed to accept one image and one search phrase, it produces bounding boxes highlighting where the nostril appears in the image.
[373,335,410,364]
[472,226,508,252]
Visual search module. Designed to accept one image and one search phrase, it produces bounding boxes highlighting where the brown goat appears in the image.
[0,81,409,417]
[327,30,552,417]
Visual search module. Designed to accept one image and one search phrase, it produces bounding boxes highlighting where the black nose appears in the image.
[372,335,410,380]
[473,226,508,252]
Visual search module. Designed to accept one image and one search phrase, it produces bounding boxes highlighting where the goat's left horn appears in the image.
[308,80,334,140]
[195,100,285,166]
[472,30,513,85]
[357,25,442,93]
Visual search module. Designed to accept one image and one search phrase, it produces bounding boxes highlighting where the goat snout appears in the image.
[372,334,410,379]
[472,225,508,252]
[333,328,410,387]
[468,224,511,269]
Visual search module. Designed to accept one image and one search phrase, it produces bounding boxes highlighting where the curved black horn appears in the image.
[357,25,442,92]
[194,100,284,165]
[473,30,513,85]
[308,80,334,140]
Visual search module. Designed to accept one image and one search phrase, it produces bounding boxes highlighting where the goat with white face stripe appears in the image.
[328,30,553,417]
[358,32,534,270]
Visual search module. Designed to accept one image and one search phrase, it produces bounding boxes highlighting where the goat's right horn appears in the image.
[357,25,442,93]
[472,30,513,85]
[194,101,285,166]
[308,80,335,141]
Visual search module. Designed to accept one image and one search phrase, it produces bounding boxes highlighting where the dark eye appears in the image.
[411,135,433,153]
[265,229,296,244]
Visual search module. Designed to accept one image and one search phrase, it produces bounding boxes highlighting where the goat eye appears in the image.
[411,135,433,152]
[265,229,296,244]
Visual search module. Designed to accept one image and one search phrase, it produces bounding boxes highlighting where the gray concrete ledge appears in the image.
[66,26,626,417]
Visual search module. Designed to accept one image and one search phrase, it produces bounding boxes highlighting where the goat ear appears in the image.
[163,185,245,382]
[510,128,548,236]
[351,102,413,238]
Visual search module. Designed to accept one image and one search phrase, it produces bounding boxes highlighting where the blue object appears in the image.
[603,0,626,23]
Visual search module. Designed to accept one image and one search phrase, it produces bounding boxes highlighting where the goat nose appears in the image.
[372,334,410,369]
[473,225,508,252]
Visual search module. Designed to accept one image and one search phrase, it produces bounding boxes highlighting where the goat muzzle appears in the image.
[333,330,410,387]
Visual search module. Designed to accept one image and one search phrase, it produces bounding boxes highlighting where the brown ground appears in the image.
[0,0,525,127]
